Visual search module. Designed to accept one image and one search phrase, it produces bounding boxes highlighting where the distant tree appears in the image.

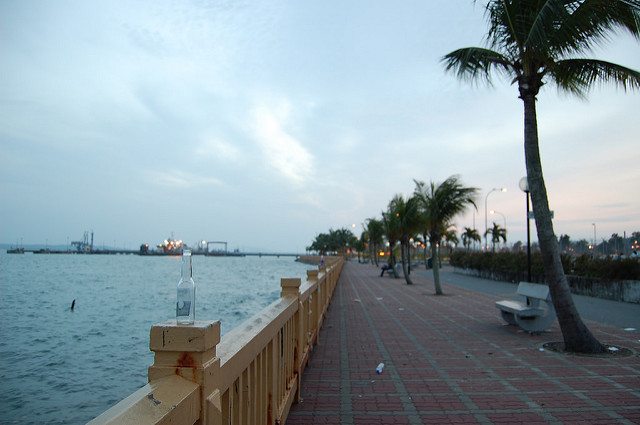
[574,239,590,255]
[366,218,385,267]
[444,228,459,249]
[382,205,402,276]
[608,233,625,255]
[559,234,571,253]
[354,232,367,262]
[512,240,523,252]
[486,222,507,252]
[461,227,481,250]
[308,228,356,256]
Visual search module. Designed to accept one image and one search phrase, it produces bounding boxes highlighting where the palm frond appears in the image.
[441,47,514,83]
[551,58,640,96]
[555,0,640,55]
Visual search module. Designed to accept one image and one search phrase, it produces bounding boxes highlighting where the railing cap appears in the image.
[280,277,301,297]
[150,320,221,352]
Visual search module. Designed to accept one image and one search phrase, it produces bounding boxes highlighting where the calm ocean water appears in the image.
[0,252,315,424]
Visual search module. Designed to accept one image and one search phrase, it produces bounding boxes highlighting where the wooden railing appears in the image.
[89,256,343,425]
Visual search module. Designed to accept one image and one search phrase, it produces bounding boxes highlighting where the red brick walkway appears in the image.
[286,261,640,424]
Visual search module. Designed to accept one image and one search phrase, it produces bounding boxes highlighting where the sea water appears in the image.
[0,252,315,424]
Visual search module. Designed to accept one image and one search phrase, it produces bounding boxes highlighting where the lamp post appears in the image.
[519,177,531,282]
[485,187,507,251]
[592,223,597,256]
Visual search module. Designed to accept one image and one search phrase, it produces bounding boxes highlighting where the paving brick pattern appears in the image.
[286,261,640,424]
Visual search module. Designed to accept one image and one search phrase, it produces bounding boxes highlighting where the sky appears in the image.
[1,0,639,253]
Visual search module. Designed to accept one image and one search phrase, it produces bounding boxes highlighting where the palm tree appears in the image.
[486,222,507,251]
[366,218,385,266]
[381,206,401,277]
[442,0,640,353]
[387,194,422,284]
[461,227,481,250]
[355,231,367,262]
[443,228,460,252]
[414,176,479,295]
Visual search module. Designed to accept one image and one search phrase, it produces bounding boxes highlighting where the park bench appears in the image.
[495,282,556,333]
[380,263,401,277]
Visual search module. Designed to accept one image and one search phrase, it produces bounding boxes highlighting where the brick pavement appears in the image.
[286,261,640,425]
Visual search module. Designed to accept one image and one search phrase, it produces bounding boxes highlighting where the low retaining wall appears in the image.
[454,267,640,304]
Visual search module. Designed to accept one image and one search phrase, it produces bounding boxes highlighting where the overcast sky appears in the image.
[1,0,639,253]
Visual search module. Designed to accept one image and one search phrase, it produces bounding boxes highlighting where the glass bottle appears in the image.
[176,249,195,325]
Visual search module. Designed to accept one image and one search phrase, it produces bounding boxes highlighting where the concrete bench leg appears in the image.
[500,310,517,326]
[514,301,556,333]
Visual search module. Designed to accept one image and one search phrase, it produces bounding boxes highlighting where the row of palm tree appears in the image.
[362,176,479,294]
[316,0,640,355]
[361,182,508,293]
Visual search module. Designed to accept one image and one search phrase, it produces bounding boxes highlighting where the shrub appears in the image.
[450,251,639,281]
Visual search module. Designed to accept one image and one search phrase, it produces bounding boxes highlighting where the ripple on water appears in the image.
[0,254,315,424]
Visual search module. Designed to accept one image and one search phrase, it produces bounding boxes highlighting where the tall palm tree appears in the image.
[442,0,640,353]
[486,222,507,251]
[414,176,479,295]
[462,227,482,250]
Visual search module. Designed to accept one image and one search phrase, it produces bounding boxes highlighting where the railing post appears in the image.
[280,277,301,298]
[305,268,320,349]
[306,269,319,283]
[280,278,302,405]
[148,320,221,425]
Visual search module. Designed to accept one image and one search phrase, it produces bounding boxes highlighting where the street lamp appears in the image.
[485,187,507,251]
[519,177,531,282]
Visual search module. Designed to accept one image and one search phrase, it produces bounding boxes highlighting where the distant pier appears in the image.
[6,248,305,257]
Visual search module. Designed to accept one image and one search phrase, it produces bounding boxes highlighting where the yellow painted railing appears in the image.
[89,256,343,425]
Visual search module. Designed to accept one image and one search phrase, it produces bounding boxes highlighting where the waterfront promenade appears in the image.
[286,261,640,424]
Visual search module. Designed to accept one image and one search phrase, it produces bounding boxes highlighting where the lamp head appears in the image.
[518,177,529,193]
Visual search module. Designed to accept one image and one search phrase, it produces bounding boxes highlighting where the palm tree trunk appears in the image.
[400,241,414,284]
[389,242,397,276]
[422,232,429,269]
[431,239,443,295]
[522,92,604,353]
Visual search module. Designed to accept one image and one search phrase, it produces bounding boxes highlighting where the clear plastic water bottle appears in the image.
[376,363,384,374]
[176,249,195,325]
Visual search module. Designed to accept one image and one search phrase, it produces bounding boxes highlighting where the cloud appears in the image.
[250,100,313,186]
[595,203,631,209]
[194,137,241,163]
[145,170,222,189]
